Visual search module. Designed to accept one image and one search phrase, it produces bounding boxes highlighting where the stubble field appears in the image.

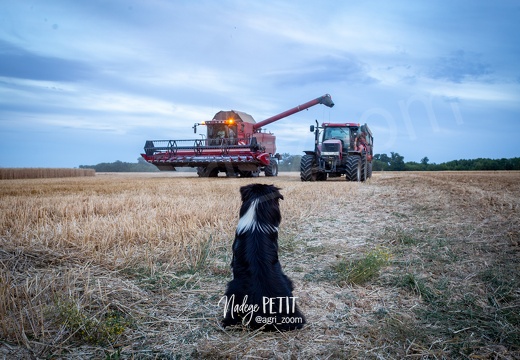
[1,171,519,359]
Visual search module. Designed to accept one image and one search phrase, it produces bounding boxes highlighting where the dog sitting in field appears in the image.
[221,184,305,331]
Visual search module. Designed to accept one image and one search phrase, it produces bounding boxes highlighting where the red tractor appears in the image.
[300,121,374,181]
[141,94,334,177]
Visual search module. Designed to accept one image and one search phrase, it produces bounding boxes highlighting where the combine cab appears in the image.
[300,122,374,181]
[141,94,334,177]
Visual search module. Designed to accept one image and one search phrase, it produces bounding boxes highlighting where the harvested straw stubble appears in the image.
[0,171,519,359]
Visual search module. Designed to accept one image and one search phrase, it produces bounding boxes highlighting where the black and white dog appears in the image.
[221,184,305,331]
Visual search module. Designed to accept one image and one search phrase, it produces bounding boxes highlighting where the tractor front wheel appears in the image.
[300,154,318,181]
[345,156,362,182]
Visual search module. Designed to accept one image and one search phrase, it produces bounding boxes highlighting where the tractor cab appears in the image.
[321,123,372,153]
[322,125,352,153]
[319,123,363,157]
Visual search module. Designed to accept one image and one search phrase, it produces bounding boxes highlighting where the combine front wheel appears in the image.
[264,158,278,177]
[197,166,218,177]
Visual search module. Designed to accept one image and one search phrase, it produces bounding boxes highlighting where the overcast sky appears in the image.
[1,0,519,168]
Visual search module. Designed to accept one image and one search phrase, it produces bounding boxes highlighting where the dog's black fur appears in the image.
[222,184,305,331]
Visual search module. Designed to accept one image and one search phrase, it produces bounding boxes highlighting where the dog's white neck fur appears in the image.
[236,199,278,235]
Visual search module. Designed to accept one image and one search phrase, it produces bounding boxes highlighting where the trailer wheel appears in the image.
[264,158,278,176]
[300,154,318,181]
[345,155,362,182]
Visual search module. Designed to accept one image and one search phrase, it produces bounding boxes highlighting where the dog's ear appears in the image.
[273,187,284,201]
[240,184,254,203]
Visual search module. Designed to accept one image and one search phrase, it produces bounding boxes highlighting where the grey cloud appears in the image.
[427,50,492,83]
[272,55,377,87]
[0,40,93,82]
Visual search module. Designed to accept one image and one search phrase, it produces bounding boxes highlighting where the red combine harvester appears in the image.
[141,94,334,177]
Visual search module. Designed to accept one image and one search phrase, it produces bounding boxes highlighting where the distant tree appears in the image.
[278,153,302,172]
[278,153,292,172]
[507,158,520,170]
[389,152,405,171]
[373,154,390,171]
[420,156,430,170]
[405,161,422,171]
[80,158,159,172]
[379,154,391,167]
[474,158,499,171]
[290,155,302,171]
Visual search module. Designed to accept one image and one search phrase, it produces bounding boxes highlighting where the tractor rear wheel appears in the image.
[300,154,318,181]
[345,155,362,182]
[367,162,373,179]
[360,153,368,181]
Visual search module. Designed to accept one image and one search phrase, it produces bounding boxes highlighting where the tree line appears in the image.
[80,154,520,172]
[79,158,159,172]
[372,153,520,171]
[278,153,520,172]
